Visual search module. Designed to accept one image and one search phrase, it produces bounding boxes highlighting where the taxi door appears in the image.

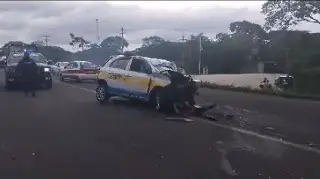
[124,57,152,100]
[105,56,131,96]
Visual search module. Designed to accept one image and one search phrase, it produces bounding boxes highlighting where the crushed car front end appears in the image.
[160,70,198,106]
[146,58,199,112]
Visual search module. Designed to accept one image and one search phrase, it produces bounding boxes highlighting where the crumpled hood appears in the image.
[162,70,194,84]
[157,66,173,71]
[164,69,197,81]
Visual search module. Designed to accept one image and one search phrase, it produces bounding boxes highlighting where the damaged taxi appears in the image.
[96,53,199,112]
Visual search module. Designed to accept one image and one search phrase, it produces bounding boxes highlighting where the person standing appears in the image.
[16,51,38,97]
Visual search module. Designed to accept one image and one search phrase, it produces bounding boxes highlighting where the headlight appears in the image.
[44,68,50,72]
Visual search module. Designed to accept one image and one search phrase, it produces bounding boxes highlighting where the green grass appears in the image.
[199,81,320,101]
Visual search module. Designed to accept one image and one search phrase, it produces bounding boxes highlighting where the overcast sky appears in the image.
[0,1,319,52]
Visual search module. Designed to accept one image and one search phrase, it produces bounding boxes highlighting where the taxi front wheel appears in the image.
[153,88,172,112]
[96,84,109,105]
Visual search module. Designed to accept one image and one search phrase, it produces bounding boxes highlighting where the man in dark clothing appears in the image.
[16,51,38,97]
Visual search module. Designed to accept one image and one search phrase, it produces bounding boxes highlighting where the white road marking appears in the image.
[55,80,320,155]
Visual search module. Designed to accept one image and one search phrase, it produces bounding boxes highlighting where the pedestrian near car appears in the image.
[16,51,38,97]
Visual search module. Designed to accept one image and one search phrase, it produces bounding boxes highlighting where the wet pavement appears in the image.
[0,70,320,179]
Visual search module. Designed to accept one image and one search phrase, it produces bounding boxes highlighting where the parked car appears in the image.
[274,75,294,91]
[60,61,99,82]
[95,54,199,112]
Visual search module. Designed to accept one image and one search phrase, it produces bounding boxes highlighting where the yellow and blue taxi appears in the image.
[96,53,199,112]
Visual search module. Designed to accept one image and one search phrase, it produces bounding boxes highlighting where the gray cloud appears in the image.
[1,1,316,51]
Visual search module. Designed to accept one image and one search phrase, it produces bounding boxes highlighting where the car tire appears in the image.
[75,77,82,83]
[5,80,13,91]
[151,88,172,112]
[60,75,65,82]
[45,80,52,89]
[96,84,110,105]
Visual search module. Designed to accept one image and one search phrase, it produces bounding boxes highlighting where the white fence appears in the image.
[193,73,286,89]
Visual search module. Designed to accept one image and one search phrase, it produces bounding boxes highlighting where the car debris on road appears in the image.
[165,117,194,123]
[165,103,219,123]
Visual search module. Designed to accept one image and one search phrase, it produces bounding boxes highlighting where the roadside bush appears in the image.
[291,67,320,94]
[200,81,320,101]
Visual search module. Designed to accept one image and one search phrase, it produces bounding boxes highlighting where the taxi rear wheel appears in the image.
[96,84,109,105]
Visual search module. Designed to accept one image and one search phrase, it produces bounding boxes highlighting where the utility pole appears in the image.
[80,36,84,51]
[120,27,125,54]
[96,18,100,45]
[198,33,203,75]
[179,35,187,68]
[180,35,186,42]
[43,35,51,46]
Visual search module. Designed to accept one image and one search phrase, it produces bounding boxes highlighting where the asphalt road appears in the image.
[1,70,320,179]
[71,79,320,148]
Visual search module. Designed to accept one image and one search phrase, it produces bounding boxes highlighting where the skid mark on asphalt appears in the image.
[55,80,320,156]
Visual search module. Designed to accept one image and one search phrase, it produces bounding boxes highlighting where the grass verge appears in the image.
[199,81,320,101]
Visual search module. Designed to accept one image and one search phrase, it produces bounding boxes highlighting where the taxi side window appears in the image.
[130,58,152,74]
[110,57,130,70]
